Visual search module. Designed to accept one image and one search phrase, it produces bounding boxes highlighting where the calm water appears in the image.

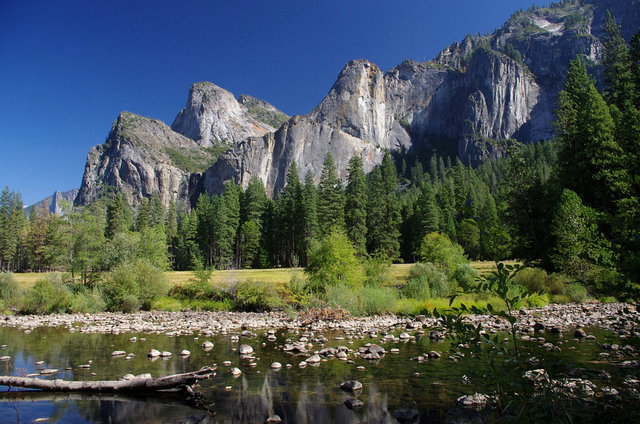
[0,324,629,423]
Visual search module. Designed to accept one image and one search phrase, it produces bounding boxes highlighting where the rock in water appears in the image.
[238,344,253,355]
[340,380,363,392]
[344,398,364,410]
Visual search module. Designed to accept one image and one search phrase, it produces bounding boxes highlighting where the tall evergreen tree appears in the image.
[603,12,636,110]
[301,172,319,264]
[279,162,305,266]
[367,153,401,260]
[105,192,130,238]
[556,57,629,212]
[317,153,345,234]
[135,198,151,231]
[344,155,367,255]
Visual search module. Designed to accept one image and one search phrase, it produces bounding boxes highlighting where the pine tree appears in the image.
[135,198,151,231]
[603,12,636,109]
[344,155,367,255]
[549,189,602,279]
[556,57,629,212]
[279,162,305,266]
[241,176,267,223]
[317,153,345,234]
[302,172,319,264]
[105,192,130,238]
[173,211,201,270]
[367,153,401,260]
[149,193,165,229]
[0,187,26,271]
[220,181,241,269]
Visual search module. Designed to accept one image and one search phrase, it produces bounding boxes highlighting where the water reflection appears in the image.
[0,325,618,423]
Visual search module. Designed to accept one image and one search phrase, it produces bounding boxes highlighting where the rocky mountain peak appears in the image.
[171,81,282,148]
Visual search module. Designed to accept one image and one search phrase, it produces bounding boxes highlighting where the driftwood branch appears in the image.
[0,367,215,393]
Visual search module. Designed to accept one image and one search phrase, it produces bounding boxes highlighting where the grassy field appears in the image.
[11,261,508,288]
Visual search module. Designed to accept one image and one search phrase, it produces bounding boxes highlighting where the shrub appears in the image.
[403,263,451,299]
[453,264,479,291]
[419,232,467,275]
[0,273,21,309]
[363,255,391,287]
[21,277,73,314]
[232,280,284,312]
[305,229,365,293]
[566,283,589,303]
[70,288,106,313]
[324,284,363,315]
[361,286,397,315]
[152,296,184,312]
[168,280,228,301]
[286,274,311,308]
[102,259,169,311]
[512,267,549,293]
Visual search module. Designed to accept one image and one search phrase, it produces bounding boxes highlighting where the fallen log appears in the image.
[0,367,215,393]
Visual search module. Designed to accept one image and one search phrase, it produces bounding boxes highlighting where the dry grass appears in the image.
[11,261,508,288]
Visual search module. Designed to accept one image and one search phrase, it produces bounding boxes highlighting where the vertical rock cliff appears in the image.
[75,0,640,206]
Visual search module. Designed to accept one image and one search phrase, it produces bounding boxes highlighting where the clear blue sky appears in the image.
[0,0,550,205]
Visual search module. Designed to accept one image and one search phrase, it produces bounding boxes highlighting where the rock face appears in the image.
[77,0,640,205]
[75,112,214,209]
[26,189,79,215]
[171,82,288,147]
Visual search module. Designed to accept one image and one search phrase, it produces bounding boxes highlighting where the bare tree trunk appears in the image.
[0,367,215,393]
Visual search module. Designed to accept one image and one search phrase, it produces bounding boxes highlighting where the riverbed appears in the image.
[0,303,638,423]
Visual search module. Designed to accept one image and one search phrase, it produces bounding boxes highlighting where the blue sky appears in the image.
[0,0,551,205]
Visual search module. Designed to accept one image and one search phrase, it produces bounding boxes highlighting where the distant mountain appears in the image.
[75,0,640,208]
[26,188,79,215]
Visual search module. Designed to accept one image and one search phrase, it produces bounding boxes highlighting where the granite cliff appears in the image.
[76,0,640,206]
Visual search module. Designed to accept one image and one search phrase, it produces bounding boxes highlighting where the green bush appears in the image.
[453,263,479,291]
[363,255,391,287]
[152,296,184,312]
[70,288,106,313]
[361,286,397,315]
[102,259,169,311]
[419,232,467,275]
[566,283,589,303]
[0,273,21,309]
[232,280,284,312]
[168,280,228,301]
[512,267,549,292]
[403,263,451,300]
[21,277,73,314]
[324,284,363,315]
[305,229,366,293]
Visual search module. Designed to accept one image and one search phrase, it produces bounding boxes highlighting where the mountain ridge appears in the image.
[74,0,640,208]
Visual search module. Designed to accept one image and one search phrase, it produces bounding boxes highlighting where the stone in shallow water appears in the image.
[0,356,10,361]
[147,349,161,358]
[306,354,321,364]
[230,367,242,376]
[111,350,126,356]
[457,393,489,410]
[344,398,364,410]
[270,362,282,369]
[574,329,587,338]
[238,344,254,355]
[340,380,363,392]
[201,341,214,350]
[265,415,282,423]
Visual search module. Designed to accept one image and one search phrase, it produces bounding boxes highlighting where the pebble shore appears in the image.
[0,302,636,337]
